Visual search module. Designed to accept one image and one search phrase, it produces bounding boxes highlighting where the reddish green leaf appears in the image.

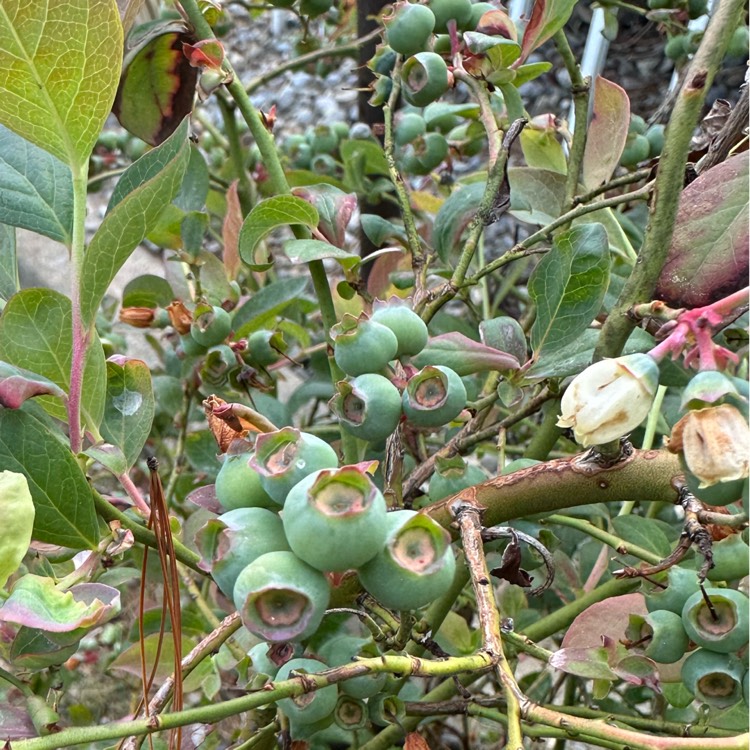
[0,576,120,632]
[114,31,198,146]
[656,152,749,308]
[561,593,646,648]
[0,362,65,409]
[518,0,577,64]
[582,77,630,190]
[412,332,520,375]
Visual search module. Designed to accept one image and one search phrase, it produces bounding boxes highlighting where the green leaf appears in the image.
[113,30,198,147]
[525,328,654,379]
[238,196,319,270]
[0,409,99,548]
[110,633,195,681]
[582,77,630,190]
[611,515,672,557]
[0,0,122,170]
[433,181,486,262]
[360,214,406,247]
[656,151,749,308]
[174,145,210,212]
[0,471,34,590]
[284,239,360,269]
[519,0,577,63]
[83,443,129,477]
[528,223,610,356]
[549,645,619,680]
[232,277,309,336]
[80,117,191,328]
[0,224,18,301]
[508,167,566,225]
[0,289,106,426]
[0,125,73,244]
[100,359,155,469]
[512,61,553,87]
[520,126,567,174]
[122,274,174,309]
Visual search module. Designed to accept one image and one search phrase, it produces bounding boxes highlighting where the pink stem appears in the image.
[118,472,151,517]
[68,305,87,454]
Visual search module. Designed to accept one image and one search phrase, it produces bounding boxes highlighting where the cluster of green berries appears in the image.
[372,0,500,108]
[330,305,467,440]
[197,428,456,737]
[630,543,750,710]
[279,122,352,178]
[619,115,665,169]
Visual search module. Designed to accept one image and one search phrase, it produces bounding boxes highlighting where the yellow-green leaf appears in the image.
[0,0,122,170]
[0,471,34,590]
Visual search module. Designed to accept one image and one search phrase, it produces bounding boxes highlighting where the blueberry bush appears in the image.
[0,0,747,748]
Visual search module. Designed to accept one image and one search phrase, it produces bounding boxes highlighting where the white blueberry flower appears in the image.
[557,354,659,447]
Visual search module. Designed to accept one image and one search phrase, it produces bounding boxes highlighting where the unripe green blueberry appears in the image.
[369,75,394,107]
[395,112,427,146]
[197,507,290,598]
[385,3,436,57]
[233,551,330,642]
[358,510,456,610]
[276,657,339,724]
[645,566,700,615]
[665,34,690,62]
[402,365,467,428]
[309,124,340,155]
[645,123,665,157]
[331,314,399,376]
[399,132,449,175]
[318,635,387,699]
[401,52,449,107]
[310,153,339,175]
[428,458,488,501]
[687,0,708,17]
[179,332,208,357]
[191,304,232,347]
[330,375,402,443]
[371,303,429,357]
[700,533,750,583]
[681,588,749,654]
[368,693,405,726]
[626,610,689,664]
[248,641,282,678]
[620,133,650,168]
[250,427,339,505]
[681,649,746,708]
[333,695,368,730]
[628,114,647,135]
[726,26,749,60]
[428,0,473,32]
[214,453,276,510]
[283,466,389,572]
[247,329,285,367]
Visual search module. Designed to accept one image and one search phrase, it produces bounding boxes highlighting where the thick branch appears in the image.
[424,448,681,534]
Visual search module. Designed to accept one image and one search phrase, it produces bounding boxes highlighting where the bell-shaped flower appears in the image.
[557,354,659,447]
[668,404,749,488]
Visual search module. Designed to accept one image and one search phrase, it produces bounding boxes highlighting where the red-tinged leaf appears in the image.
[0,703,36,740]
[114,31,198,146]
[223,180,242,281]
[656,151,749,308]
[405,732,432,750]
[292,184,357,248]
[476,9,517,39]
[412,332,521,376]
[0,362,65,409]
[518,0,577,64]
[0,577,120,632]
[182,40,225,69]
[582,77,630,189]
[549,645,620,680]
[613,654,661,692]
[561,594,646,648]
